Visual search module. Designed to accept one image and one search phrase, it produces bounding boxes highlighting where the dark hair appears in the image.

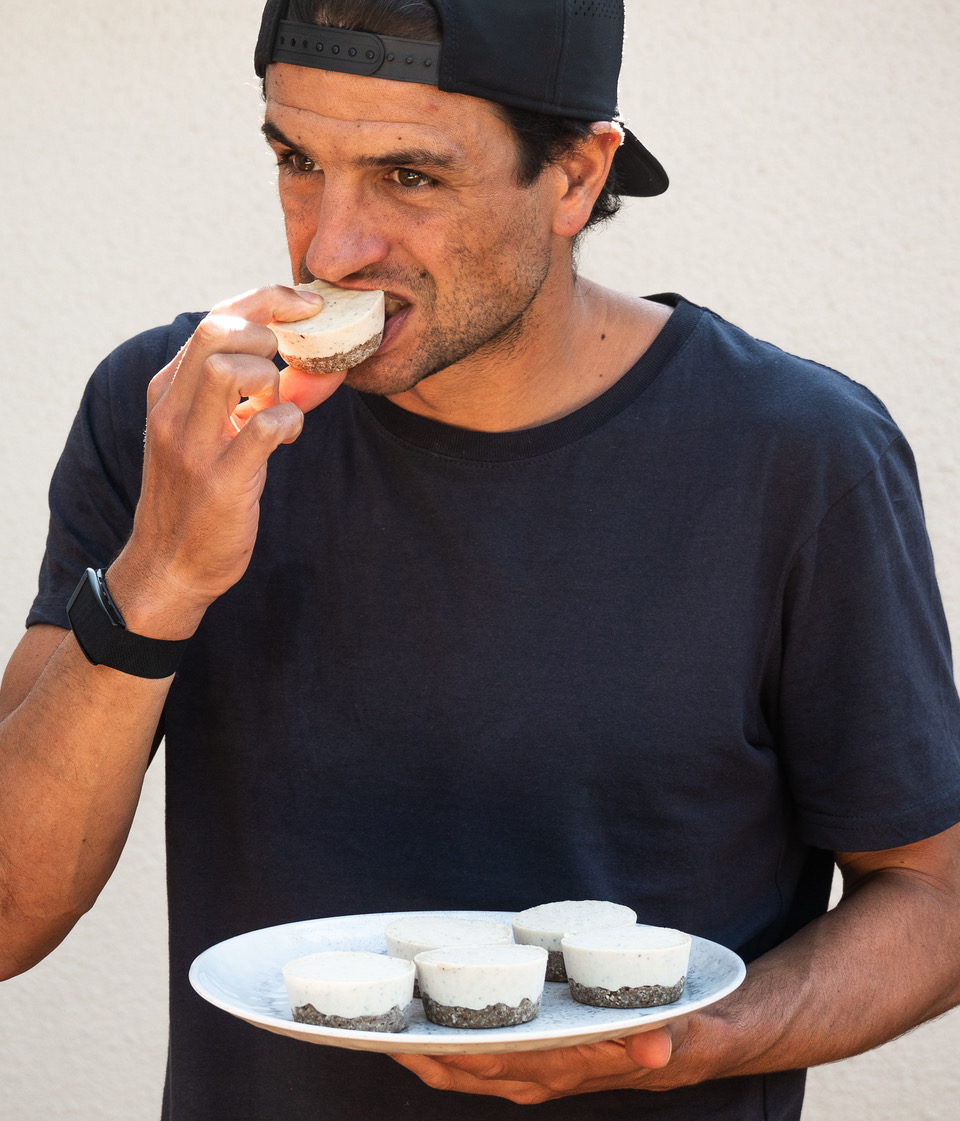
[492,108,622,230]
[288,0,440,38]
[279,0,622,231]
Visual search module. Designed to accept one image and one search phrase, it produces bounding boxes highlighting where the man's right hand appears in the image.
[109,285,346,640]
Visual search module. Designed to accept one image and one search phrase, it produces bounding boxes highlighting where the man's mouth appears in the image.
[374,294,413,355]
[383,295,410,319]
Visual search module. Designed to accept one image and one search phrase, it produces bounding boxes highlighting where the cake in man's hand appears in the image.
[269,280,385,372]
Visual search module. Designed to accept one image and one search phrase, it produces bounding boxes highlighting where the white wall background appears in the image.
[1,1,958,1117]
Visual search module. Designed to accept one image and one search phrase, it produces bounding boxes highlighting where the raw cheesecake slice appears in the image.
[415,944,548,1029]
[269,280,385,372]
[562,924,691,1008]
[282,950,414,1032]
[386,916,514,997]
[512,900,637,981]
[386,916,513,961]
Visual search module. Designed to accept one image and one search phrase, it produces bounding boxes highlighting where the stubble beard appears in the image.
[298,240,554,398]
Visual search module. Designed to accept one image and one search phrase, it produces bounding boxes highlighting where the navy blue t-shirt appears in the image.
[30,296,960,1120]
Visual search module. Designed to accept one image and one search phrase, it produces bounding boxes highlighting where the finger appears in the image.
[469,1042,639,1089]
[185,351,283,443]
[151,286,324,420]
[222,400,305,474]
[147,340,189,411]
[392,1054,554,1104]
[149,316,279,429]
[172,297,311,393]
[150,284,323,408]
[230,364,343,435]
[394,1040,643,1103]
[189,313,282,371]
[209,283,324,326]
[278,364,348,414]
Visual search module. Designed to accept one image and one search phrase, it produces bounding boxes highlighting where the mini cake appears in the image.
[512,900,638,982]
[386,916,514,997]
[269,279,385,372]
[282,950,415,1033]
[414,944,548,1029]
[561,924,691,1009]
[386,915,514,960]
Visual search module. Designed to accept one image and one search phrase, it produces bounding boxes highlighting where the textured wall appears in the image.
[1,1,958,1117]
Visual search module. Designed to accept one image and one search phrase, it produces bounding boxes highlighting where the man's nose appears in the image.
[304,183,390,283]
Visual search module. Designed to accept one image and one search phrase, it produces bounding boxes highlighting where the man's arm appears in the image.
[0,623,172,978]
[0,285,342,980]
[393,821,960,1103]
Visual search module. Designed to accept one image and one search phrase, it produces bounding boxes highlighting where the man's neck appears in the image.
[386,279,673,433]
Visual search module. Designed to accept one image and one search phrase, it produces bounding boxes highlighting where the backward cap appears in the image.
[432,0,623,120]
[255,0,668,196]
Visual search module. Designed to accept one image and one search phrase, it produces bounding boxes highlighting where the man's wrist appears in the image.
[67,567,191,679]
[103,553,209,642]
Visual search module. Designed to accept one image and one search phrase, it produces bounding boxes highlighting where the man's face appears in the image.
[263,63,567,397]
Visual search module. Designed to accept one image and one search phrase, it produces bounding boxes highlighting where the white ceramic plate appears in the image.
[189,910,745,1055]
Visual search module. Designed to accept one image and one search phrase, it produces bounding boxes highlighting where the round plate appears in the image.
[189,910,745,1055]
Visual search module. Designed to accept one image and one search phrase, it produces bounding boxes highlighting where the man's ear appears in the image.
[550,128,621,239]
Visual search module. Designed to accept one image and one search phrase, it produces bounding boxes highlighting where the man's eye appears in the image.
[286,153,318,173]
[391,168,433,189]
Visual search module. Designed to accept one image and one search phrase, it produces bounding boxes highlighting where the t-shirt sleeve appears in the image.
[27,315,202,630]
[776,433,960,852]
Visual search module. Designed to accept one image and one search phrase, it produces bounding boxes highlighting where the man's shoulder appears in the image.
[79,313,209,431]
[670,297,902,463]
[98,312,207,382]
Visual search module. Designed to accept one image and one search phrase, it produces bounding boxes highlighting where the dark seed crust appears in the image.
[279,330,383,373]
[292,1003,407,1032]
[545,949,567,982]
[421,994,541,1029]
[568,976,686,1009]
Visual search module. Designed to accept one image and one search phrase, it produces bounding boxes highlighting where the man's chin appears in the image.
[342,354,439,397]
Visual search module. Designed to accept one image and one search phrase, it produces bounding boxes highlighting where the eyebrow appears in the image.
[356,148,464,173]
[261,119,299,149]
[261,119,465,174]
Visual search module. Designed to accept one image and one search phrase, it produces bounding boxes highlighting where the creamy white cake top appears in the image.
[385,916,514,961]
[512,900,638,952]
[268,280,385,364]
[414,944,548,1010]
[282,951,414,1019]
[561,924,692,989]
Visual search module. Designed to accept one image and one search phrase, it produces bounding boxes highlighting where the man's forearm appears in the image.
[647,829,960,1086]
[0,625,170,980]
[396,826,960,1103]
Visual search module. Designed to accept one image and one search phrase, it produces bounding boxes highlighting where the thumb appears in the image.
[623,1026,673,1069]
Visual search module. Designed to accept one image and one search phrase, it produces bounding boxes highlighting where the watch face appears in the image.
[67,567,116,666]
[93,567,125,626]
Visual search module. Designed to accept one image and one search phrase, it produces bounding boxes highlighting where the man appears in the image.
[1,1,959,1118]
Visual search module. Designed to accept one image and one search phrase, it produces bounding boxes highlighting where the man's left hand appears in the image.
[392,1022,683,1103]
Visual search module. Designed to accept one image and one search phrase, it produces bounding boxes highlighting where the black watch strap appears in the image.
[67,567,188,679]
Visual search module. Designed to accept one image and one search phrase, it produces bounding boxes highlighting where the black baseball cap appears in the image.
[254,0,668,197]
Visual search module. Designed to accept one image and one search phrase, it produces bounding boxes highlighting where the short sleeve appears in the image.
[777,434,960,851]
[27,314,202,630]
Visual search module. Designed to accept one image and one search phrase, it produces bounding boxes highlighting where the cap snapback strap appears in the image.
[269,20,441,84]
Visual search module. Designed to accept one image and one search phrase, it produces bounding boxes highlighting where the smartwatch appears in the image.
[66,567,189,679]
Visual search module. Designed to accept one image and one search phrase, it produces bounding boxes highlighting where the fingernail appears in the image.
[299,290,324,304]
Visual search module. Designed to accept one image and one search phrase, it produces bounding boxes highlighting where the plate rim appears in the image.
[189,909,746,1055]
